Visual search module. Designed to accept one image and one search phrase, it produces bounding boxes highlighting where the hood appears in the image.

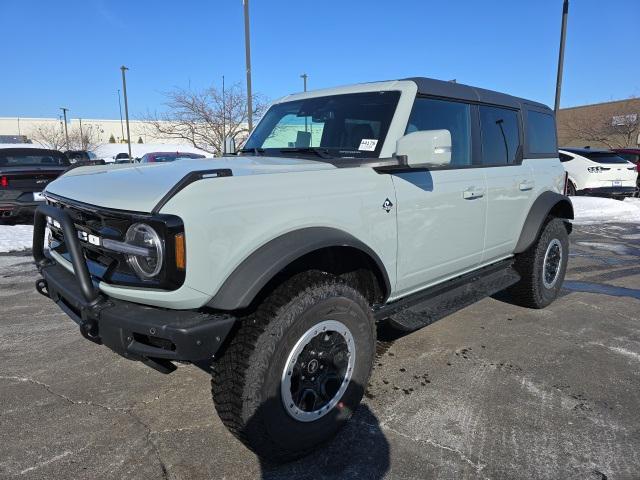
[45,155,336,212]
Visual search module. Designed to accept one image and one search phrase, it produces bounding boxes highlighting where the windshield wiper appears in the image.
[238,147,265,156]
[276,147,334,159]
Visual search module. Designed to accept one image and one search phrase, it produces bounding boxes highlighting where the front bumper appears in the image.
[33,204,235,373]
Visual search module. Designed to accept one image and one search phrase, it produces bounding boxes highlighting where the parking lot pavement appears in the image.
[1,223,639,480]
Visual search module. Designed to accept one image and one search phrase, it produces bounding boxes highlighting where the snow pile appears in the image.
[572,196,640,225]
[0,225,33,253]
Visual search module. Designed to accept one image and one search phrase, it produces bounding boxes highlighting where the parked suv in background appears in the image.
[612,148,640,195]
[559,147,638,197]
[0,147,69,223]
[33,77,572,462]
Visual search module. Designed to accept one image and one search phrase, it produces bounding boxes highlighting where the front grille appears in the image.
[45,194,186,290]
[47,197,142,286]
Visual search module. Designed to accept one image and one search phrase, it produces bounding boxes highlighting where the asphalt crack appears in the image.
[381,423,490,479]
[0,375,170,479]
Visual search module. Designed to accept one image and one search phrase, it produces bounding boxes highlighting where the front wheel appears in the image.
[211,272,376,463]
[509,217,569,308]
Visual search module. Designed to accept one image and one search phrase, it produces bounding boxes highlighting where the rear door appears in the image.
[479,105,534,262]
[392,97,487,297]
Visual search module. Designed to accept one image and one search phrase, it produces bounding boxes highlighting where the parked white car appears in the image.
[559,148,638,197]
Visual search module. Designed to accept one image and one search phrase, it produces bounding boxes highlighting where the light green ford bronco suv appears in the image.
[33,77,573,462]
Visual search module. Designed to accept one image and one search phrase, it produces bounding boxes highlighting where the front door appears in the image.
[392,97,487,298]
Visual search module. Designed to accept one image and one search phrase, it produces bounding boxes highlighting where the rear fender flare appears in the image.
[514,191,573,254]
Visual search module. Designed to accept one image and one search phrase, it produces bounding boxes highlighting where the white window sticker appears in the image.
[358,138,378,151]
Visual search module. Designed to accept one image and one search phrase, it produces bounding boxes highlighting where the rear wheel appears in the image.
[509,217,569,309]
[211,272,376,463]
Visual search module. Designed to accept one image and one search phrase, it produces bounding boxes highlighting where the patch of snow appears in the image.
[0,225,34,252]
[574,241,632,255]
[571,196,640,225]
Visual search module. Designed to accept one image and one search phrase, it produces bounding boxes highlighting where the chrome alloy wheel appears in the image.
[542,238,563,289]
[281,320,355,422]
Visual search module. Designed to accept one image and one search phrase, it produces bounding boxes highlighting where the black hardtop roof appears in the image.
[406,77,551,112]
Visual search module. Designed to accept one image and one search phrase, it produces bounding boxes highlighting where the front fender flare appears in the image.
[514,191,574,254]
[207,227,391,311]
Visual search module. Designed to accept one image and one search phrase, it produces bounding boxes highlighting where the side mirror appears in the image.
[396,129,451,168]
[224,137,236,155]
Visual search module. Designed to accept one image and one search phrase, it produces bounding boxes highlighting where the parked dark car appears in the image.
[64,150,106,169]
[139,151,206,163]
[0,148,69,223]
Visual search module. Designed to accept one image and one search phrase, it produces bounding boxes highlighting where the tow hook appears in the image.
[35,279,49,298]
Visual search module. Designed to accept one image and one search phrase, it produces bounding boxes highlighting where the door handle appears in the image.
[519,180,534,191]
[463,187,484,200]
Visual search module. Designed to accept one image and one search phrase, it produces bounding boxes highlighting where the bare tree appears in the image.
[559,97,640,148]
[30,123,101,151]
[30,123,68,151]
[143,83,267,155]
[68,123,101,151]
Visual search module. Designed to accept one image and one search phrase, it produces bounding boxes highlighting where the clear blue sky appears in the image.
[1,0,638,120]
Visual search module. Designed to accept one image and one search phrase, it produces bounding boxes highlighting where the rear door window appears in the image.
[479,106,521,165]
[526,110,557,155]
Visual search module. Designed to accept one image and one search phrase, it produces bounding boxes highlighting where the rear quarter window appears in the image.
[526,110,557,156]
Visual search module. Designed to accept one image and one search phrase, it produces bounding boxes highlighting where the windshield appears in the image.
[244,91,401,159]
[581,152,629,164]
[617,153,639,164]
[0,149,69,167]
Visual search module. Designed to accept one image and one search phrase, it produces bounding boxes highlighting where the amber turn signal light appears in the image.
[175,233,186,270]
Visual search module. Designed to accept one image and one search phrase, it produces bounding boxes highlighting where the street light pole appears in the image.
[243,0,253,132]
[554,0,569,115]
[222,75,226,154]
[301,73,308,132]
[79,118,84,150]
[117,89,125,142]
[120,66,132,160]
[60,107,69,148]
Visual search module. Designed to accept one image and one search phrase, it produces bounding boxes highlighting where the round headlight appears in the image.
[125,223,163,279]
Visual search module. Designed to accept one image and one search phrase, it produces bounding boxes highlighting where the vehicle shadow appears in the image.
[257,402,390,480]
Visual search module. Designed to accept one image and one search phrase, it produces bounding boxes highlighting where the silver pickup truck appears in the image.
[33,77,572,462]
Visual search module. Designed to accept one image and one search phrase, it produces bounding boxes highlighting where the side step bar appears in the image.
[373,259,520,332]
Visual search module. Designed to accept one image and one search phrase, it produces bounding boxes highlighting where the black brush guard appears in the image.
[33,204,235,373]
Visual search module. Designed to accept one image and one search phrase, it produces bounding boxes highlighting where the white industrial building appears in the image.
[0,117,191,146]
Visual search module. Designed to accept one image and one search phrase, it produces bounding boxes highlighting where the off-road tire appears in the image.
[509,217,569,309]
[211,271,376,463]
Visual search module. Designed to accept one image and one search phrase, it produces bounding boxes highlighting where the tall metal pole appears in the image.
[60,107,69,148]
[243,0,253,132]
[222,75,226,154]
[301,73,308,132]
[79,118,84,150]
[117,89,125,142]
[120,66,132,159]
[554,0,569,115]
